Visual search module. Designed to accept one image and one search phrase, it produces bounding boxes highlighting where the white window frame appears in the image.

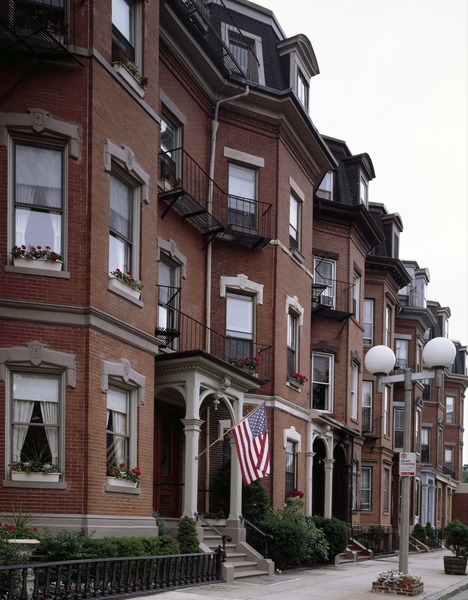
[383,468,390,513]
[285,439,298,497]
[297,69,309,109]
[360,175,368,207]
[353,272,361,321]
[351,363,359,421]
[360,467,372,511]
[393,405,404,450]
[289,191,301,250]
[362,380,373,432]
[385,306,392,347]
[312,353,334,412]
[383,386,390,436]
[446,395,455,424]
[395,338,409,369]
[112,0,143,68]
[363,299,374,345]
[220,24,265,85]
[228,162,258,230]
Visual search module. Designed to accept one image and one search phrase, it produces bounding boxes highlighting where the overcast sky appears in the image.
[260,0,468,460]
[260,0,467,340]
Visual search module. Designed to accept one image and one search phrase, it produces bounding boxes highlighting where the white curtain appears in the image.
[40,402,59,464]
[12,400,34,461]
[113,411,127,466]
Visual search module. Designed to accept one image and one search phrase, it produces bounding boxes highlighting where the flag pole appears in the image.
[196,400,267,460]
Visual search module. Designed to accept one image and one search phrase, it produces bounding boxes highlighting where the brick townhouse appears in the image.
[0,0,466,558]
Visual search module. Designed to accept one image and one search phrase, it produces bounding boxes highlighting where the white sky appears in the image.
[260,0,468,461]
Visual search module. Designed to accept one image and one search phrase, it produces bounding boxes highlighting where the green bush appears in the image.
[0,541,25,566]
[177,516,200,554]
[242,479,270,522]
[310,516,348,559]
[412,523,428,545]
[153,511,169,536]
[33,528,93,561]
[443,520,468,558]
[254,511,329,570]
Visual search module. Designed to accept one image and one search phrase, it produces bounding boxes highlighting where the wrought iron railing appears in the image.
[241,515,273,559]
[195,513,231,555]
[159,148,272,244]
[0,551,223,600]
[156,306,272,381]
[350,525,397,556]
[312,277,354,315]
[426,527,443,549]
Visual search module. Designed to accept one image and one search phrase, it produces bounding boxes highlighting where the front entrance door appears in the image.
[154,405,184,518]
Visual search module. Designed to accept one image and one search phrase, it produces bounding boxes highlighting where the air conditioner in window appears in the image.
[319,295,334,307]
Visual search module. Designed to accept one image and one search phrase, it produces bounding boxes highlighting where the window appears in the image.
[158,255,180,345]
[444,446,454,474]
[287,311,299,375]
[221,25,264,84]
[11,372,61,471]
[107,386,132,468]
[353,272,361,320]
[359,175,368,207]
[363,299,374,345]
[395,339,409,369]
[297,70,309,109]
[112,0,141,65]
[314,257,336,308]
[394,407,404,449]
[312,353,333,411]
[383,468,390,513]
[362,381,373,432]
[316,171,333,201]
[446,396,455,424]
[226,293,254,360]
[13,142,64,259]
[109,173,134,275]
[228,163,257,230]
[289,192,301,249]
[361,467,372,510]
[383,386,390,436]
[285,440,298,497]
[385,306,392,347]
[415,410,421,454]
[160,113,182,182]
[421,427,430,462]
[351,364,359,420]
[352,462,357,511]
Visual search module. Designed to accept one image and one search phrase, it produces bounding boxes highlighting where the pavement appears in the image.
[141,550,468,600]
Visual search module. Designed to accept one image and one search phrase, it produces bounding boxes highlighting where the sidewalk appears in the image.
[142,550,468,600]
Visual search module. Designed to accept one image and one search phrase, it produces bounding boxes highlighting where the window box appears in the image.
[106,476,138,489]
[13,257,63,271]
[11,471,61,483]
[108,276,141,299]
[112,63,146,98]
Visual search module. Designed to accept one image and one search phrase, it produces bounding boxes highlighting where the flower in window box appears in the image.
[288,372,308,384]
[107,463,141,483]
[228,356,259,370]
[165,175,183,189]
[10,460,59,473]
[11,244,62,262]
[113,51,148,90]
[109,268,143,291]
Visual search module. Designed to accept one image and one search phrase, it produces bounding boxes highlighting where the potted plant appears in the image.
[112,51,148,97]
[106,463,141,488]
[11,244,63,271]
[288,372,308,385]
[109,268,143,299]
[443,520,468,574]
[372,569,423,596]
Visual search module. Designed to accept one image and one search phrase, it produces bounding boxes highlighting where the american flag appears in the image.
[232,403,270,486]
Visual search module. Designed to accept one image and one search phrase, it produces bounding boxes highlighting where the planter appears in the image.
[112,63,146,98]
[106,476,138,488]
[443,555,467,575]
[108,277,141,299]
[372,581,424,596]
[13,257,63,271]
[11,471,61,482]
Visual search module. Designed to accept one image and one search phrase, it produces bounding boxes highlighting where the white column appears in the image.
[305,422,315,516]
[181,418,204,517]
[323,458,334,518]
[228,399,243,522]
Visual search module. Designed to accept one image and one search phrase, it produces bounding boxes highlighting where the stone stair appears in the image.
[199,522,274,582]
[342,538,373,562]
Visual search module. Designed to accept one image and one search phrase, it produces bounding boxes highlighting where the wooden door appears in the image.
[153,406,184,517]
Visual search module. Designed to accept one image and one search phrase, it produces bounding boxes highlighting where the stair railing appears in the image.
[195,512,232,559]
[240,515,273,558]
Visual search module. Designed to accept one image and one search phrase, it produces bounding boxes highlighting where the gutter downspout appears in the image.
[205,86,250,350]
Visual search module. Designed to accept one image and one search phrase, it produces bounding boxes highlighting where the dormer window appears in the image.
[297,70,309,109]
[360,175,368,207]
[221,25,264,84]
[317,171,333,201]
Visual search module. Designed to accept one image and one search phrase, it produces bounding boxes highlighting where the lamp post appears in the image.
[364,337,456,575]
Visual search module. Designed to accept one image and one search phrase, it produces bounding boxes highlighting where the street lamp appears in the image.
[364,337,456,575]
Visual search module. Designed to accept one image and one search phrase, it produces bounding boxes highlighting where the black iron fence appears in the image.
[350,525,397,556]
[426,528,443,549]
[0,550,223,600]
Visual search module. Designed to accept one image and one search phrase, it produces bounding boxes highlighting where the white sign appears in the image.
[399,452,416,477]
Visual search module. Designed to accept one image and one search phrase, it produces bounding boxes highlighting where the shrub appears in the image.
[443,520,468,558]
[310,516,348,559]
[33,529,93,561]
[412,523,428,545]
[177,516,200,554]
[154,511,169,536]
[242,479,270,522]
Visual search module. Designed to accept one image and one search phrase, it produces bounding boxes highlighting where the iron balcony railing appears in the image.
[312,277,354,318]
[169,0,259,80]
[159,148,272,249]
[0,0,79,64]
[155,305,272,382]
[0,551,223,600]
